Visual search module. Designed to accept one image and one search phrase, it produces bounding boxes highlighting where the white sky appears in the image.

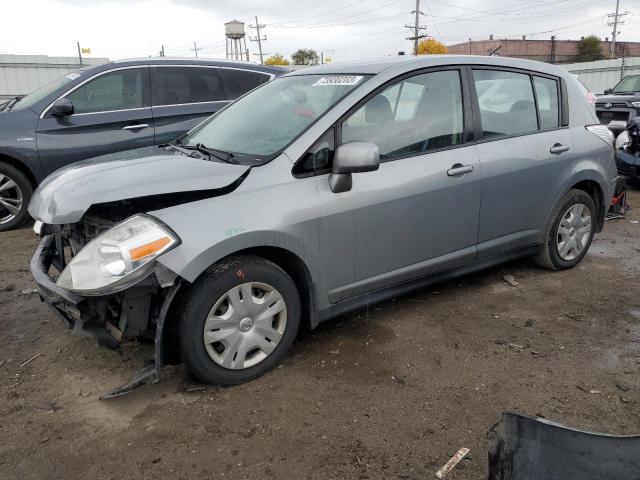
[0,0,635,63]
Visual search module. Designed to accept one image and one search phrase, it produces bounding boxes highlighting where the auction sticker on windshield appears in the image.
[313,76,363,87]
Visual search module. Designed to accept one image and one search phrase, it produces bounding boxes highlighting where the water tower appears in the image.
[225,19,248,61]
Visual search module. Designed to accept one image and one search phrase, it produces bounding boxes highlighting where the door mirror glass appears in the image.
[51,97,74,117]
[329,141,379,193]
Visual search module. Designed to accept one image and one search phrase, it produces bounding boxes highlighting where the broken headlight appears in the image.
[56,215,179,295]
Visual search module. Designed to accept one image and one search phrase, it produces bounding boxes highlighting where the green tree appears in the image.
[577,35,605,62]
[265,54,290,66]
[291,49,319,65]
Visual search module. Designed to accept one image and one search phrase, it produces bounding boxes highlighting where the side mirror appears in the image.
[51,98,74,117]
[604,88,612,95]
[329,141,380,193]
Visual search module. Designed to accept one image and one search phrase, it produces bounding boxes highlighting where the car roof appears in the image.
[97,57,288,74]
[284,54,568,78]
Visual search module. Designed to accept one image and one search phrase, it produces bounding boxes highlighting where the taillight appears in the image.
[586,124,614,147]
[586,91,597,104]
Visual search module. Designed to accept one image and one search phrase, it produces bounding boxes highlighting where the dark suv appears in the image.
[0,58,286,231]
[596,74,640,129]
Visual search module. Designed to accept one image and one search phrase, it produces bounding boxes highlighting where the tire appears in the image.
[0,163,33,232]
[534,188,596,270]
[177,255,301,385]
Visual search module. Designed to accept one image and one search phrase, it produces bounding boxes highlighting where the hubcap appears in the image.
[0,173,23,225]
[203,282,287,370]
[556,203,592,261]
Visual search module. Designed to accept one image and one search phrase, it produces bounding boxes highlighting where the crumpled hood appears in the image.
[29,146,250,224]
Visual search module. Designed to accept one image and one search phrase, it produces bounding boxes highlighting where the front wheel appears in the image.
[177,255,301,385]
[534,189,596,270]
[0,163,33,232]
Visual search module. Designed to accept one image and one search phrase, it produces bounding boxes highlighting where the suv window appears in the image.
[533,76,559,130]
[220,69,271,97]
[473,69,538,137]
[66,68,147,114]
[151,67,226,106]
[342,70,464,160]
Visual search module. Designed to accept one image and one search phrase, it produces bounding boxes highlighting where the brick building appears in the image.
[446,36,640,64]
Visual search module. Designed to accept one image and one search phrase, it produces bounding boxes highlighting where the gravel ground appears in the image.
[1,190,639,480]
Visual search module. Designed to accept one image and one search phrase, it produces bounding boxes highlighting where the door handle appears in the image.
[549,143,570,154]
[122,123,149,131]
[447,164,474,176]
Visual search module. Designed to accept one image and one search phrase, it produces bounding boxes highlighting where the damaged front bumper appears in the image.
[30,234,181,398]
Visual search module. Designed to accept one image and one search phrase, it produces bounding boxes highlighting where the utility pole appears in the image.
[190,41,203,58]
[160,45,165,57]
[77,41,83,66]
[249,16,266,64]
[405,0,427,55]
[607,0,629,59]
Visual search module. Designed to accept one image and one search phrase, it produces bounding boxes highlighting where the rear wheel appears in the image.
[0,163,33,232]
[534,189,596,270]
[177,255,300,385]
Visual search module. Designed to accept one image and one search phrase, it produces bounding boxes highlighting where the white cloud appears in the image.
[0,0,632,63]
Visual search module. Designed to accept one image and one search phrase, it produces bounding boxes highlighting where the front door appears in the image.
[36,66,155,175]
[325,68,481,299]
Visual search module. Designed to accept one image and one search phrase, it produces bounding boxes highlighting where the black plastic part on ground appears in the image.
[488,411,640,480]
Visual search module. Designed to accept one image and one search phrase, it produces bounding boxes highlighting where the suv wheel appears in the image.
[0,163,33,232]
[177,255,301,385]
[535,188,596,270]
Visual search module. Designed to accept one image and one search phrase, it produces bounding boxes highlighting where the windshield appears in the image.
[182,74,369,162]
[612,75,640,93]
[10,70,83,112]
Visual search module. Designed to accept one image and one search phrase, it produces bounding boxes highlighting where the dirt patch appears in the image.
[1,191,640,479]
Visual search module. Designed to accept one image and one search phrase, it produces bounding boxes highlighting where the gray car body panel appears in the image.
[30,55,616,317]
[29,146,249,224]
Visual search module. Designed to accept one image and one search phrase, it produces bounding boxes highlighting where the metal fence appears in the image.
[0,54,109,100]
[559,57,640,94]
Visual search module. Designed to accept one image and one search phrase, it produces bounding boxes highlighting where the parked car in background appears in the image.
[0,58,287,231]
[29,55,617,391]
[596,74,640,131]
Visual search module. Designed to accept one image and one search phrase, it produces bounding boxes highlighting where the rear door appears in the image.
[471,68,574,257]
[36,66,154,175]
[151,65,229,145]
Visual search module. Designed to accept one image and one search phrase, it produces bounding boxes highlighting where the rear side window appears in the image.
[473,70,538,138]
[220,69,271,97]
[533,76,559,129]
[151,67,227,106]
[342,70,464,160]
[67,68,148,114]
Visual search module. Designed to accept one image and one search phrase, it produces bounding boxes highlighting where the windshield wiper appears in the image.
[0,95,23,112]
[189,143,236,164]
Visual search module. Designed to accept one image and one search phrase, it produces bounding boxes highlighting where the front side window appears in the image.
[183,74,368,163]
[65,68,147,114]
[533,76,559,130]
[342,70,464,160]
[151,67,227,106]
[473,69,538,137]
